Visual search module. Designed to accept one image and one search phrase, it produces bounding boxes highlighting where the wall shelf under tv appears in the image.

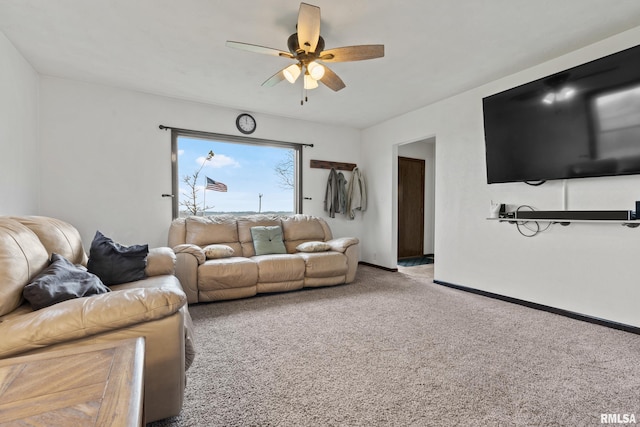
[487,218,640,228]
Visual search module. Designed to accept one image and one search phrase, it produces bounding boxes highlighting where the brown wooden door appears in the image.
[398,156,425,259]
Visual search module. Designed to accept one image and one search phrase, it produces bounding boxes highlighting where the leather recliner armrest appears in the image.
[173,244,206,265]
[0,287,187,359]
[326,237,360,253]
[146,247,177,276]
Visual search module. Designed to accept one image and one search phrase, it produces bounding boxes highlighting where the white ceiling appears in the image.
[2,1,640,129]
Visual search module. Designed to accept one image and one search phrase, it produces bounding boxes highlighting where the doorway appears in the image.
[397,138,435,266]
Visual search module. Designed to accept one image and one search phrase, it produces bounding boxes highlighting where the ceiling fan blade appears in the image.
[297,3,321,53]
[226,41,294,59]
[320,45,385,62]
[262,68,288,87]
[319,65,346,92]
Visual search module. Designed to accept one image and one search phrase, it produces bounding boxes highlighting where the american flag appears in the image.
[206,177,227,192]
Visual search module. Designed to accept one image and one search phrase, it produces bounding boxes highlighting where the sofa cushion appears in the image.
[87,231,149,285]
[185,216,239,248]
[297,251,348,278]
[203,244,234,259]
[0,218,50,316]
[167,217,187,248]
[250,226,287,255]
[281,215,327,253]
[198,257,258,291]
[12,216,88,266]
[296,241,331,253]
[23,253,110,310]
[252,254,305,283]
[281,215,327,241]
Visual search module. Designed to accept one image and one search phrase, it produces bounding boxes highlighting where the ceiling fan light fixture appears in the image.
[283,64,301,83]
[307,61,325,80]
[226,3,385,102]
[304,74,319,89]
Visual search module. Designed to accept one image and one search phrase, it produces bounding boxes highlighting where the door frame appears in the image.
[394,137,436,267]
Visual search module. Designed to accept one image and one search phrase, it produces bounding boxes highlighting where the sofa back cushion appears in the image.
[0,218,50,316]
[237,215,282,257]
[168,217,187,248]
[12,216,88,266]
[281,215,328,253]
[184,216,242,254]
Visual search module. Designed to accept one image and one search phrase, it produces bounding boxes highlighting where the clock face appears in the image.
[236,114,256,134]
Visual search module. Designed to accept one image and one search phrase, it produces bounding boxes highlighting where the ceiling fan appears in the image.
[226,2,384,104]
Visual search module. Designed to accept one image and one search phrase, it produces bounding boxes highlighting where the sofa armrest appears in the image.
[172,244,203,304]
[145,247,176,276]
[0,287,186,359]
[173,244,206,265]
[326,237,359,253]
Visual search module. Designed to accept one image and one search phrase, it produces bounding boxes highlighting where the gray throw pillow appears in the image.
[87,231,148,285]
[250,226,287,255]
[23,253,110,310]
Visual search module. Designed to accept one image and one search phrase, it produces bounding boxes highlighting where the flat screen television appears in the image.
[483,44,640,184]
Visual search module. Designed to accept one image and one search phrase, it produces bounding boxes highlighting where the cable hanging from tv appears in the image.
[514,205,552,237]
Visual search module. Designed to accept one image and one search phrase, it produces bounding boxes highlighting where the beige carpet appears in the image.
[149,265,640,426]
[397,263,434,280]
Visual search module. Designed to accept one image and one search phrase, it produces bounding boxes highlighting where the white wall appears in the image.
[362,26,640,327]
[398,139,436,254]
[38,77,363,248]
[0,32,39,214]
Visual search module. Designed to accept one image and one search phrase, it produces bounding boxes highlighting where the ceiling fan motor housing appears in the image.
[288,33,325,57]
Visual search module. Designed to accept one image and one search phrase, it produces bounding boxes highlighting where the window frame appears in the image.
[170,128,304,219]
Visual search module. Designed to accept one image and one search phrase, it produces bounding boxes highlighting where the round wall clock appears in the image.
[236,113,256,134]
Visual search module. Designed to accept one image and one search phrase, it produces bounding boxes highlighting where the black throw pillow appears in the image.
[24,253,110,310]
[87,230,148,285]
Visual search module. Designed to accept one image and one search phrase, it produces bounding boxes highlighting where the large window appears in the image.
[170,129,303,218]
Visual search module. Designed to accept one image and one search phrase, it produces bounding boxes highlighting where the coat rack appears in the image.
[310,159,357,171]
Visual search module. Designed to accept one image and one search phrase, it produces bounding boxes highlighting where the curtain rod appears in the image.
[159,125,314,148]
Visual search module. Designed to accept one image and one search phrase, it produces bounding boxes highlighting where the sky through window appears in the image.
[177,136,295,216]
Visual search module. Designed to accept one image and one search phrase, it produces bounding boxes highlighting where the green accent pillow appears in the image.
[250,226,287,255]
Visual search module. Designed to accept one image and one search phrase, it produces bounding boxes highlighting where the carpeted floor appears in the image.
[149,265,640,426]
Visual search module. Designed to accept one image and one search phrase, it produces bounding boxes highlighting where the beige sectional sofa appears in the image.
[0,216,193,423]
[168,214,359,303]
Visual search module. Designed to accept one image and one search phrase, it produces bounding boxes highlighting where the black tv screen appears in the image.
[483,44,640,184]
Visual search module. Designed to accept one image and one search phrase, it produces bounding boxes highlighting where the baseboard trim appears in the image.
[433,279,640,335]
[358,261,398,272]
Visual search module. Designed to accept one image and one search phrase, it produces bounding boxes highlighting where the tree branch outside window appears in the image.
[180,150,215,216]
